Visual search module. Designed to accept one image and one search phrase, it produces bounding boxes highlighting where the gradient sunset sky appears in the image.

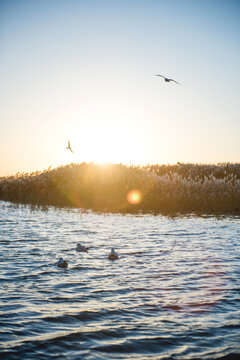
[0,0,239,176]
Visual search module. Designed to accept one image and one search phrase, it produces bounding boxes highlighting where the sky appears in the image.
[0,0,240,176]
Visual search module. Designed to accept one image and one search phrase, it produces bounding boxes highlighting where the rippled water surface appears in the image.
[0,201,239,359]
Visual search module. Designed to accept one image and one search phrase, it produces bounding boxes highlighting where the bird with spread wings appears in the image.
[66,140,73,153]
[155,74,181,85]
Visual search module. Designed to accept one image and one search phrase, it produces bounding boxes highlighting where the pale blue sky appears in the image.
[0,0,240,176]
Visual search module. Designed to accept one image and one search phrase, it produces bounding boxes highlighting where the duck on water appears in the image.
[108,248,118,261]
[57,257,68,268]
[76,243,89,252]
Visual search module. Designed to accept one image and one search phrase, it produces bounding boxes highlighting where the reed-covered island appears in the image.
[0,162,239,215]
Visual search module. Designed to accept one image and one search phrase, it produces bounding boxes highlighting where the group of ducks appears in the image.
[56,243,118,268]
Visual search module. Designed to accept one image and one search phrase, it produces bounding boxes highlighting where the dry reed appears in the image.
[0,162,239,215]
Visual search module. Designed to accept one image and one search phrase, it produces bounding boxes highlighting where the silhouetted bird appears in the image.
[66,140,73,153]
[155,74,181,85]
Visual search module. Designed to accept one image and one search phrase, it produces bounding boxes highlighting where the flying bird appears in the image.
[155,74,181,85]
[66,140,73,153]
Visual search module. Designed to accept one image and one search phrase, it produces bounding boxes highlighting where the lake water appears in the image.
[0,201,239,359]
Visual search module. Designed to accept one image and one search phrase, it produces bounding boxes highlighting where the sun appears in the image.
[69,122,144,165]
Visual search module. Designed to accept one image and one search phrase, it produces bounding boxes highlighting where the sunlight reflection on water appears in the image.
[0,201,239,359]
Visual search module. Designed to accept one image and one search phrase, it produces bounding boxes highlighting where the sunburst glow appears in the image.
[69,122,145,165]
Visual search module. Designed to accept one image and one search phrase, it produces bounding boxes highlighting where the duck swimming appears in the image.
[108,248,118,260]
[57,257,68,268]
[76,243,89,252]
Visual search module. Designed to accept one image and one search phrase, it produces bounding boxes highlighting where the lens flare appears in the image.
[127,190,142,205]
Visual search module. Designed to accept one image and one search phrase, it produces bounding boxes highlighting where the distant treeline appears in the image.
[0,162,239,215]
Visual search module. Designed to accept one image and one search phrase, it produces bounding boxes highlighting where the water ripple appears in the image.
[0,201,239,359]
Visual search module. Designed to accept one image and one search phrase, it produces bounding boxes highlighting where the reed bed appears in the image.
[0,162,239,215]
